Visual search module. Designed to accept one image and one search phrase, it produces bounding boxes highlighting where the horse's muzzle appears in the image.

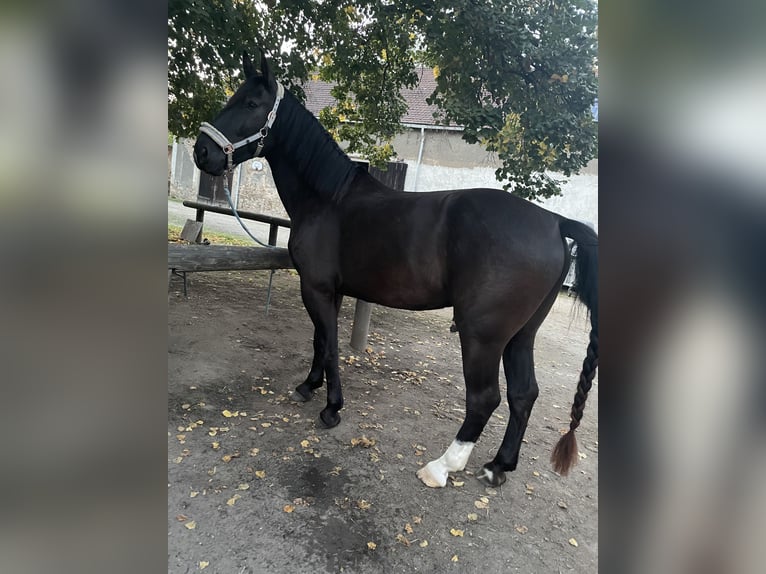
[193,138,226,176]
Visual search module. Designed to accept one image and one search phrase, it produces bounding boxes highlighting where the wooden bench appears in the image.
[182,200,291,246]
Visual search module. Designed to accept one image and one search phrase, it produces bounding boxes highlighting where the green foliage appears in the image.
[168,0,598,199]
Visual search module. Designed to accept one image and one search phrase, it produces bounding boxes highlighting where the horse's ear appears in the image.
[259,49,277,91]
[243,51,257,80]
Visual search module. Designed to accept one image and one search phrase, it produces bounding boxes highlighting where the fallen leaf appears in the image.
[451,555,459,562]
[190,491,199,498]
[350,436,376,448]
[515,525,528,534]
[283,504,295,513]
[222,409,238,418]
[419,540,429,548]
[300,440,310,448]
[569,538,579,547]
[173,456,183,464]
[450,528,464,537]
[356,499,372,510]
[451,480,465,487]
[558,501,568,509]
[249,448,260,456]
[211,442,220,450]
[533,471,540,477]
[226,494,241,507]
[236,483,249,491]
[176,514,188,522]
[412,515,422,524]
[184,520,196,530]
[367,541,377,550]
[255,470,266,479]
[404,523,414,534]
[474,499,489,509]
[396,533,411,546]
[467,513,478,522]
[199,561,209,570]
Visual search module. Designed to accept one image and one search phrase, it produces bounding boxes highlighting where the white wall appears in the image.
[403,161,598,232]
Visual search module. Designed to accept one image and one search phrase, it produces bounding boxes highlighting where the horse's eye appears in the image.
[247,101,258,109]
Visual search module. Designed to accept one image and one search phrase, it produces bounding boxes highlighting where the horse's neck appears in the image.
[267,93,357,203]
[266,154,309,219]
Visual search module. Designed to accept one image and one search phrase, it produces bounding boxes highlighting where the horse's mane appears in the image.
[274,90,359,201]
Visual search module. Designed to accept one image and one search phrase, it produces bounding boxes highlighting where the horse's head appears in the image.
[193,50,281,176]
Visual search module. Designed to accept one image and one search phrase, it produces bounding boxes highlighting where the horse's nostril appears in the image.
[193,146,207,166]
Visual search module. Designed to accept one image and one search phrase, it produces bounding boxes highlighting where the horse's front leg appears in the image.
[296,283,344,427]
[291,325,326,402]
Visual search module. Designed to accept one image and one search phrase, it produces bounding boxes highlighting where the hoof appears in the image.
[476,464,507,487]
[290,389,313,403]
[417,462,448,488]
[319,409,341,428]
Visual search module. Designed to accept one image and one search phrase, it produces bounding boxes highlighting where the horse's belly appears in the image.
[341,266,449,311]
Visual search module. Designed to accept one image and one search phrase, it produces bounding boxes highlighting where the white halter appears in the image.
[199,82,284,172]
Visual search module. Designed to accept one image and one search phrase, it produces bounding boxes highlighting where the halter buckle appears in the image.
[223,143,234,154]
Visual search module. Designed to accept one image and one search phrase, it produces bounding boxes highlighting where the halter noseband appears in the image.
[199,81,284,173]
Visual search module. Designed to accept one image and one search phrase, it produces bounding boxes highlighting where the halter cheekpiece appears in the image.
[199,81,284,173]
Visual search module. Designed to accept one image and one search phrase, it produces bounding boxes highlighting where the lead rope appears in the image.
[221,174,274,249]
[220,174,276,315]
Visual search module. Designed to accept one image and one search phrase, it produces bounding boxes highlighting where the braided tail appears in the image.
[551,219,598,476]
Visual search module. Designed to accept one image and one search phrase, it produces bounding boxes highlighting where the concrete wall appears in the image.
[233,159,289,218]
[169,139,200,202]
[169,128,597,230]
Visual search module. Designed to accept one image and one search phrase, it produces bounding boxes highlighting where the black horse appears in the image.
[193,51,598,488]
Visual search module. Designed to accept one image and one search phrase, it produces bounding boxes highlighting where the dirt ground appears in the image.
[168,268,598,573]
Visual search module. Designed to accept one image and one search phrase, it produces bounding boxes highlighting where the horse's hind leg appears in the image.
[475,332,539,486]
[476,284,561,487]
[417,336,503,488]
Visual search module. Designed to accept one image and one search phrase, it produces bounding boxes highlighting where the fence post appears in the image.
[350,300,373,351]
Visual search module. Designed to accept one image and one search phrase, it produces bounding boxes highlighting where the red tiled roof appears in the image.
[303,67,458,128]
